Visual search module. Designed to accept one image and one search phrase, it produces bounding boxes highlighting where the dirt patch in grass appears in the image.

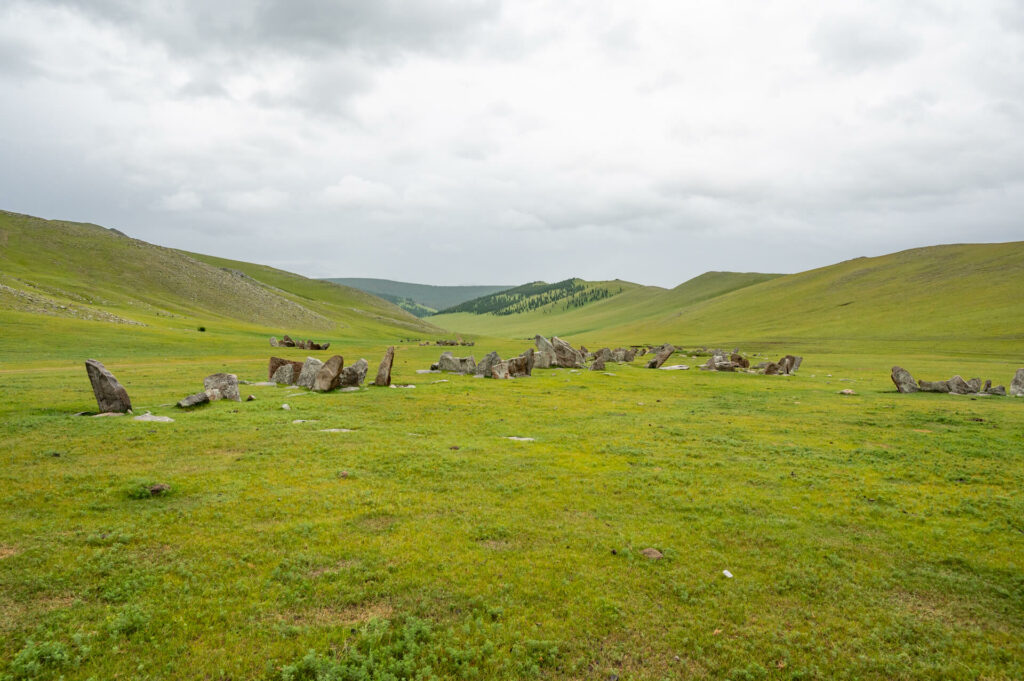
[355,514,396,533]
[479,539,512,551]
[279,602,394,627]
[0,594,76,633]
[309,559,360,577]
[0,544,19,560]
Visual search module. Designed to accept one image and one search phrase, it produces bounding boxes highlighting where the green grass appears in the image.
[2,213,1023,679]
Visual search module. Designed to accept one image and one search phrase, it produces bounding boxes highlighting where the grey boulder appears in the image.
[474,351,502,377]
[890,366,919,393]
[646,344,675,369]
[551,336,585,368]
[1011,368,1024,397]
[313,355,345,392]
[177,391,210,408]
[85,359,132,413]
[204,373,240,402]
[271,364,295,385]
[339,358,369,387]
[296,357,324,389]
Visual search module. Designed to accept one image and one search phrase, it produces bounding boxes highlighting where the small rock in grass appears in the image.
[92,411,125,417]
[416,369,440,374]
[506,436,535,442]
[723,569,733,578]
[246,395,255,401]
[641,548,663,560]
[320,428,353,433]
[659,365,689,371]
[281,404,291,410]
[149,483,170,495]
[134,412,174,422]
[292,419,313,424]
[839,389,856,395]
[389,384,416,389]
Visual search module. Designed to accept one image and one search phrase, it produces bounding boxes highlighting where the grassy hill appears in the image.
[0,210,440,361]
[324,277,512,317]
[430,273,777,338]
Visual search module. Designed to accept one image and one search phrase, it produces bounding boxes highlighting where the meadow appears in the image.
[2,318,1023,680]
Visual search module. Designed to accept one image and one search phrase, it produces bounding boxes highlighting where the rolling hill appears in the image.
[0,210,441,360]
[323,277,511,317]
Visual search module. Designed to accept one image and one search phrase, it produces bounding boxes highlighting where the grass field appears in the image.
[2,215,1023,679]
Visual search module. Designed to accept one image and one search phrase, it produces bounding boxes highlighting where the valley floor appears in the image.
[2,339,1023,680]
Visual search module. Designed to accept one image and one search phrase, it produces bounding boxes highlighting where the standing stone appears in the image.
[1010,368,1024,397]
[313,355,345,392]
[890,366,919,393]
[591,357,606,371]
[204,373,241,402]
[270,336,279,347]
[271,364,295,385]
[611,348,626,362]
[507,351,533,377]
[730,353,750,369]
[296,357,324,389]
[946,375,971,395]
[339,358,369,387]
[624,348,638,362]
[551,337,585,368]
[438,351,460,372]
[491,361,512,380]
[475,351,502,377]
[268,356,303,381]
[322,342,330,351]
[966,377,982,393]
[534,335,557,366]
[519,348,535,374]
[85,359,132,413]
[374,347,395,387]
[646,344,675,369]
[533,350,552,369]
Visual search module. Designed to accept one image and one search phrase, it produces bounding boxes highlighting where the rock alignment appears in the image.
[374,347,395,387]
[894,366,1013,396]
[313,355,345,392]
[85,359,132,413]
[271,335,330,350]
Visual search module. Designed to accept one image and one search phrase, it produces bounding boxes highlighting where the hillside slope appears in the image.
[430,272,777,338]
[601,242,1024,352]
[324,277,511,316]
[0,210,438,340]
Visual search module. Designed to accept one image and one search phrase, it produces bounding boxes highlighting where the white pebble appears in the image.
[723,569,733,578]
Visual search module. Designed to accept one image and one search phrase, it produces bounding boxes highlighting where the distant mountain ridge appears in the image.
[323,278,512,317]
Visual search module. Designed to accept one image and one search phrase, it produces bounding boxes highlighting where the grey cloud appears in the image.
[811,14,920,72]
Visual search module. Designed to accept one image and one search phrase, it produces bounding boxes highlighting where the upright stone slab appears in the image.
[85,359,132,413]
[271,364,295,385]
[374,347,395,387]
[491,361,512,379]
[313,355,345,392]
[730,353,750,369]
[438,351,460,372]
[268,356,304,381]
[624,348,638,362]
[339,358,369,387]
[966,377,982,393]
[535,335,557,366]
[520,348,535,374]
[890,366,919,393]
[204,373,240,401]
[1011,368,1024,397]
[475,351,502,377]
[296,357,324,389]
[270,337,279,347]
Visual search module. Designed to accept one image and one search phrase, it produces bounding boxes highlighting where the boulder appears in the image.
[778,355,798,375]
[965,377,982,394]
[270,336,279,347]
[611,348,626,362]
[177,391,209,409]
[85,359,132,413]
[533,350,552,369]
[890,366,919,393]
[339,358,369,387]
[296,357,324,389]
[624,348,638,362]
[918,379,950,393]
[520,348,535,374]
[268,357,303,381]
[551,337,585,368]
[438,351,476,374]
[534,335,557,366]
[322,342,330,351]
[591,357,606,371]
[1011,368,1024,397]
[986,385,1007,396]
[271,364,295,385]
[491,361,511,380]
[508,351,533,377]
[730,353,749,369]
[475,351,502,378]
[947,375,971,395]
[313,355,345,392]
[373,347,395,387]
[203,373,240,402]
[646,344,675,369]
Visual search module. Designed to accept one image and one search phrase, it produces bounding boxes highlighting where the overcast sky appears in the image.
[2,1,1022,287]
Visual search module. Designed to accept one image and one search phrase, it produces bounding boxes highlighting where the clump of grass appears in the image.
[124,482,171,500]
[6,639,80,680]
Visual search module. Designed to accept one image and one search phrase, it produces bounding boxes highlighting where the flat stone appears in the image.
[416,369,440,374]
[134,412,174,422]
[506,436,535,442]
[659,364,689,370]
[251,382,276,387]
[92,411,124,417]
[320,428,354,433]
[839,389,856,395]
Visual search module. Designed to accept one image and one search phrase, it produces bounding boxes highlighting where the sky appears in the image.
[1,1,1022,287]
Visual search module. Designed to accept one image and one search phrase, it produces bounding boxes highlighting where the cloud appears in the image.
[158,190,202,212]
[221,188,289,212]
[320,176,398,207]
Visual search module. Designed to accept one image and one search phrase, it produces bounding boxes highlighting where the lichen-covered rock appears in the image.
[271,364,295,385]
[296,357,324,389]
[918,379,950,393]
[268,357,303,381]
[551,337,585,368]
[491,361,511,380]
[1011,368,1024,397]
[946,375,971,394]
[474,351,502,377]
[85,359,132,413]
[339,358,369,387]
[890,366,919,393]
[374,347,395,387]
[646,344,675,369]
[313,355,345,392]
[177,391,209,408]
[203,373,240,401]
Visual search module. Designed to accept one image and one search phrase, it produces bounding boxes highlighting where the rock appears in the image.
[778,355,800,375]
[339,358,369,387]
[986,385,1006,396]
[659,365,689,370]
[624,348,638,362]
[437,351,476,374]
[947,375,972,394]
[268,357,303,382]
[595,348,612,362]
[204,373,240,402]
[551,336,585,368]
[177,392,210,408]
[313,355,345,392]
[281,403,291,410]
[519,348,535,374]
[373,346,395,386]
[507,351,533,377]
[270,336,278,347]
[890,366,919,393]
[251,381,276,387]
[134,412,174,422]
[730,353,749,369]
[610,348,626,362]
[491,361,511,380]
[763,362,782,375]
[506,436,534,441]
[965,377,982,393]
[839,389,856,395]
[296,357,324,389]
[85,359,132,413]
[918,379,950,393]
[641,548,663,560]
[475,351,502,378]
[322,342,330,351]
[533,350,552,369]
[205,388,223,401]
[591,357,606,371]
[535,335,556,365]
[271,364,295,385]
[1010,368,1024,397]
[246,394,255,401]
[646,344,675,369]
